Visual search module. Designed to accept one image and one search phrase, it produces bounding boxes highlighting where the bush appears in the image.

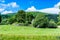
[57,21,60,25]
[1,19,8,25]
[24,21,29,26]
[48,19,57,28]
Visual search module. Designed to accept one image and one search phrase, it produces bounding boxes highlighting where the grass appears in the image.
[0,25,60,40]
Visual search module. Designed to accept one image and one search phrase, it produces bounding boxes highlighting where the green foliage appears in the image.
[8,16,17,24]
[15,10,26,23]
[26,12,34,24]
[0,13,1,23]
[57,21,60,25]
[57,13,60,25]
[1,19,8,25]
[57,13,60,21]
[1,13,15,19]
[33,14,49,28]
[48,19,57,28]
[47,14,58,23]
[0,10,59,28]
[24,21,29,26]
[33,14,57,28]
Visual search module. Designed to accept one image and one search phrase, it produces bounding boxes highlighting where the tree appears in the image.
[0,13,1,23]
[58,13,60,21]
[57,12,60,25]
[33,14,49,28]
[48,19,57,28]
[8,16,16,24]
[15,10,26,23]
[26,12,34,24]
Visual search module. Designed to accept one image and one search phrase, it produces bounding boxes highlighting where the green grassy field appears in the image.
[0,25,60,40]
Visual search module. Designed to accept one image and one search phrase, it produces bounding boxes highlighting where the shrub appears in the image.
[57,21,60,25]
[24,21,29,26]
[48,19,57,28]
[1,19,8,25]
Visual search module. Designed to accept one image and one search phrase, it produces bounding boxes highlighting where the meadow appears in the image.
[0,25,60,40]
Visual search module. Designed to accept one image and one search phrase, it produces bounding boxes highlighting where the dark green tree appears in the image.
[26,12,34,24]
[33,14,49,28]
[57,12,60,25]
[8,16,16,24]
[15,10,26,23]
[0,13,1,23]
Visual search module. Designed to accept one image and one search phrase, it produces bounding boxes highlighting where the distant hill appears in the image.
[1,13,16,19]
[27,12,58,22]
[1,12,59,22]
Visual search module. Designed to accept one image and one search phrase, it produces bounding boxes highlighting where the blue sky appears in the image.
[0,0,60,14]
[4,0,60,9]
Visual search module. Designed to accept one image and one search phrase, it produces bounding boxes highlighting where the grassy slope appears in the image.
[0,25,60,40]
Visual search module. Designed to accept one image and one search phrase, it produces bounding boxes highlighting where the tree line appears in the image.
[0,10,60,28]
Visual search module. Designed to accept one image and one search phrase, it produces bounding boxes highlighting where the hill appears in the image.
[1,12,59,23]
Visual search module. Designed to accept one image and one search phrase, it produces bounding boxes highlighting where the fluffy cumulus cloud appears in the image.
[26,6,37,11]
[26,2,60,14]
[0,1,20,14]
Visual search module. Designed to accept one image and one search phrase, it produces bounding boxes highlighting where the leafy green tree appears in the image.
[8,16,16,24]
[15,10,26,23]
[57,6,60,25]
[26,12,34,24]
[48,19,57,28]
[57,12,60,25]
[33,14,49,28]
[58,13,60,21]
[0,13,1,23]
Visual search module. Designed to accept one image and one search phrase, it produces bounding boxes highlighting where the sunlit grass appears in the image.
[0,25,60,40]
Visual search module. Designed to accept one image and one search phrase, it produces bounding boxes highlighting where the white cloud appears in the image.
[26,6,37,12]
[0,2,20,14]
[26,2,60,14]
[2,10,13,14]
[39,8,60,14]
[0,2,19,8]
[7,2,19,8]
[0,8,4,12]
[39,2,60,14]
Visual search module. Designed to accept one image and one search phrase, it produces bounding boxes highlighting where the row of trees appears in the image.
[33,14,57,28]
[3,10,34,26]
[1,10,60,28]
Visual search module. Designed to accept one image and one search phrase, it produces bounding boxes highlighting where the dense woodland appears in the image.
[0,10,60,28]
